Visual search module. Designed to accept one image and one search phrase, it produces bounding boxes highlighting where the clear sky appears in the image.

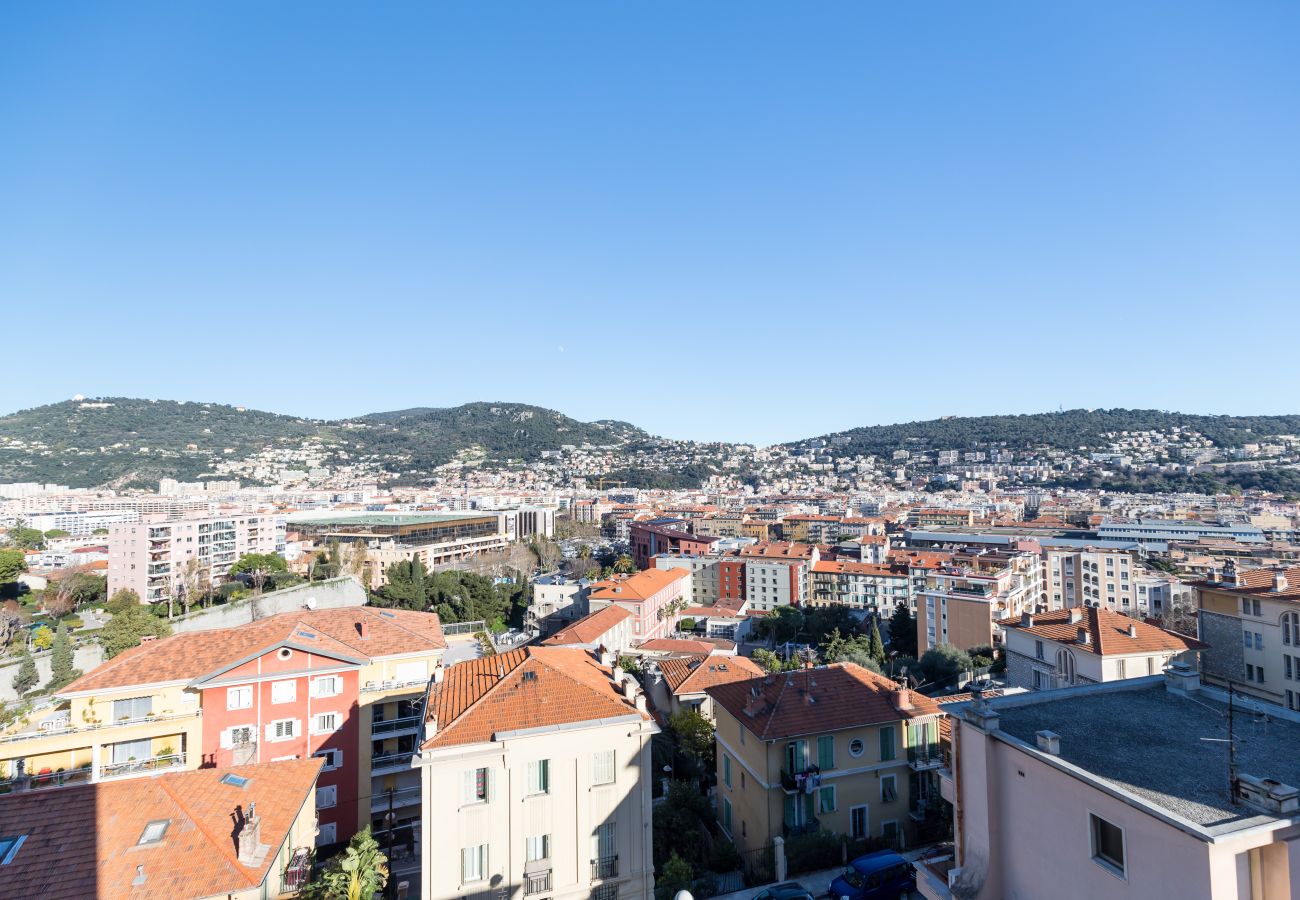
[2,3,1298,445]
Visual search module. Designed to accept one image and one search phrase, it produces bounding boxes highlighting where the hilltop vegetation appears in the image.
[797,408,1300,455]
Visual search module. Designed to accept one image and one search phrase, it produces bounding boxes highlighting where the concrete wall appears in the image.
[1198,609,1243,686]
[169,577,366,635]
[0,645,105,703]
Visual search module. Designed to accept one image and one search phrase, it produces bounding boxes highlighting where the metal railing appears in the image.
[0,764,94,793]
[0,710,201,745]
[591,856,619,880]
[361,679,427,694]
[282,849,312,892]
[443,620,487,636]
[525,869,552,895]
[908,743,944,771]
[371,715,421,736]
[100,753,186,779]
[371,750,415,771]
[783,816,820,837]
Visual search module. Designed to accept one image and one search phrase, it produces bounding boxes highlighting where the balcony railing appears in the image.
[0,709,201,745]
[908,744,945,771]
[371,715,421,736]
[100,752,186,779]
[282,848,312,892]
[362,679,428,694]
[369,785,421,815]
[371,750,415,772]
[0,764,94,794]
[783,816,820,837]
[525,868,552,895]
[591,856,619,880]
[779,765,820,792]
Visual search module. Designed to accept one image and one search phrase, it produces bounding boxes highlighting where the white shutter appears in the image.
[220,728,233,749]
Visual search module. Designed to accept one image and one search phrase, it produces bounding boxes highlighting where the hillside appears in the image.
[794,408,1300,456]
[0,398,648,488]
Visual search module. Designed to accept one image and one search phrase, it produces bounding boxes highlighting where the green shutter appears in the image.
[880,725,896,761]
[816,735,835,770]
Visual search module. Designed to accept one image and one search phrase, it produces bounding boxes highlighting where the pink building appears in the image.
[107,513,285,605]
[586,568,691,644]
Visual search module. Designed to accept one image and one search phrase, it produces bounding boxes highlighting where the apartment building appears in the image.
[779,514,845,544]
[1196,564,1300,711]
[911,508,976,528]
[708,663,944,854]
[0,758,323,900]
[740,542,819,613]
[810,560,911,616]
[999,608,1204,691]
[586,568,691,644]
[629,520,720,570]
[528,574,592,636]
[650,654,764,720]
[1043,545,1142,612]
[417,647,658,900]
[107,513,285,605]
[923,671,1299,900]
[540,606,635,654]
[1,606,446,850]
[916,551,1041,654]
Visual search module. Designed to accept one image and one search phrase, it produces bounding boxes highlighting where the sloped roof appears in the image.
[589,568,689,602]
[539,606,631,646]
[707,662,941,740]
[1198,566,1300,598]
[423,647,649,750]
[659,654,764,696]
[0,758,321,900]
[61,606,446,694]
[998,607,1206,656]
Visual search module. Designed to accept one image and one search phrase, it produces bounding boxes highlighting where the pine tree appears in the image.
[12,648,37,695]
[869,619,887,667]
[49,622,77,689]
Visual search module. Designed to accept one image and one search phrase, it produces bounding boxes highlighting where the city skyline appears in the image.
[4,3,1299,444]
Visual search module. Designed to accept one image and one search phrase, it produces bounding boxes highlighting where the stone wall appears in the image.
[0,645,105,703]
[169,577,367,634]
[1198,609,1243,684]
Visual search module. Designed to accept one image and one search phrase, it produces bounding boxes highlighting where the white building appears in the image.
[417,647,658,900]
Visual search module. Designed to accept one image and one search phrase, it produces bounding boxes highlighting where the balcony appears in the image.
[909,745,945,772]
[783,816,820,838]
[525,868,552,895]
[0,709,200,746]
[369,785,421,815]
[591,856,619,880]
[779,765,820,792]
[0,764,93,794]
[282,848,312,893]
[371,750,415,774]
[371,715,421,737]
[100,752,186,780]
[362,679,428,695]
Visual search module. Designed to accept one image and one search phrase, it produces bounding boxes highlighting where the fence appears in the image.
[443,620,487,636]
[737,842,776,886]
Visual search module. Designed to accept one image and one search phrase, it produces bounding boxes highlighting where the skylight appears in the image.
[138,820,169,845]
[220,773,250,788]
[0,834,27,865]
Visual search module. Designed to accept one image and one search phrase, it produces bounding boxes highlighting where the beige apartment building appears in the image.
[417,647,658,900]
[1042,545,1142,612]
[108,513,285,605]
[1196,564,1300,712]
[917,551,1041,654]
[708,663,945,854]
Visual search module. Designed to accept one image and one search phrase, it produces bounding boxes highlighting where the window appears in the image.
[271,680,296,704]
[848,738,865,758]
[849,806,868,839]
[817,735,835,770]
[1035,640,1044,660]
[316,822,337,847]
[1245,632,1254,649]
[313,748,343,771]
[0,834,27,865]
[312,676,341,698]
[463,767,490,804]
[222,725,255,748]
[818,785,836,813]
[723,755,732,788]
[1246,663,1256,682]
[137,820,169,845]
[526,834,550,862]
[267,719,297,742]
[723,797,733,831]
[227,686,253,710]
[526,759,550,795]
[312,713,339,734]
[593,821,616,862]
[316,785,337,809]
[1285,613,1300,646]
[1255,632,1264,651]
[881,775,898,803]
[593,750,615,786]
[881,820,899,846]
[112,696,152,722]
[879,726,896,761]
[461,845,488,883]
[1090,814,1126,878]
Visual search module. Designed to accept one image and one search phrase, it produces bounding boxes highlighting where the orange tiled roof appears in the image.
[0,758,322,900]
[1198,566,1300,598]
[637,638,718,655]
[61,606,446,695]
[707,662,941,740]
[539,605,631,646]
[423,647,649,750]
[589,568,689,602]
[741,541,815,559]
[659,654,764,696]
[812,560,904,577]
[997,607,1206,656]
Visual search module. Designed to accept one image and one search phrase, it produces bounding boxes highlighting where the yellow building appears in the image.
[707,663,945,853]
[1196,563,1300,711]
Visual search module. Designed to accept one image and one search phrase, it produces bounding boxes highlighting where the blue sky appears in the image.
[2,3,1298,445]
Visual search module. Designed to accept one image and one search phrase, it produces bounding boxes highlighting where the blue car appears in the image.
[827,850,916,900]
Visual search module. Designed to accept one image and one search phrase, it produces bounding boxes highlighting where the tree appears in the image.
[612,554,636,574]
[300,826,388,900]
[868,620,887,667]
[12,648,37,695]
[751,647,790,674]
[0,549,27,585]
[918,644,973,690]
[92,528,109,536]
[6,525,45,550]
[44,568,104,617]
[667,708,715,765]
[657,852,694,900]
[617,653,643,674]
[229,553,288,577]
[755,605,802,644]
[106,588,141,614]
[346,542,370,590]
[0,608,19,649]
[530,538,562,573]
[49,623,78,689]
[888,604,918,658]
[101,607,172,659]
[31,625,53,651]
[43,529,71,540]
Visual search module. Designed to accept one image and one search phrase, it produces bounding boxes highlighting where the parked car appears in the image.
[752,882,816,900]
[827,850,916,900]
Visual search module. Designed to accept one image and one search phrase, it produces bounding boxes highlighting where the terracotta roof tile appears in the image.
[997,607,1206,655]
[539,606,631,646]
[589,568,690,602]
[658,654,764,696]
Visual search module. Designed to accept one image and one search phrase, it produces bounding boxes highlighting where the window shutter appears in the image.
[220,728,233,749]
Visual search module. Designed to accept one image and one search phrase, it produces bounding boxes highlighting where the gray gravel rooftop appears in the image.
[994,684,1300,829]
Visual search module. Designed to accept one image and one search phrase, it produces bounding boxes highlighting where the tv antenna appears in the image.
[1198,682,1240,805]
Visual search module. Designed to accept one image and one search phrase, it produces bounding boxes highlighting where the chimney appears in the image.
[237,802,262,865]
[1236,774,1300,816]
[612,665,624,685]
[634,693,647,713]
[622,679,636,702]
[357,621,369,639]
[1068,608,1083,624]
[1275,572,1289,593]
[1075,626,1090,646]
[599,650,615,667]
[1035,730,1061,755]
[1234,568,1247,588]
[1127,623,1138,638]
[892,688,912,712]
[1164,661,1200,694]
[433,666,445,684]
[424,714,438,742]
[140,635,158,643]
[1020,611,1034,627]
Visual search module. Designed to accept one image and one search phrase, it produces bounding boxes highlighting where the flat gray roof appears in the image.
[993,684,1300,830]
